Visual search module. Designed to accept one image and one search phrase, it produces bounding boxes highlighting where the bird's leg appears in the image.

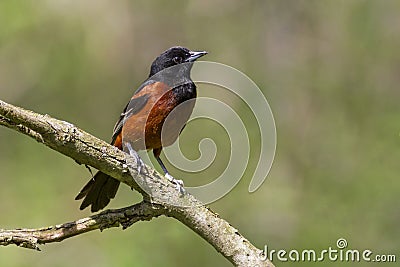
[153,148,185,194]
[124,142,147,175]
[155,156,185,186]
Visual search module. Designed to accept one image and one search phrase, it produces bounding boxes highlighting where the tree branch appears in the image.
[0,201,164,250]
[0,99,274,267]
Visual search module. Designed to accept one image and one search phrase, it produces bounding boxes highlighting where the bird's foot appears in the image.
[124,142,147,175]
[134,152,147,175]
[165,173,185,195]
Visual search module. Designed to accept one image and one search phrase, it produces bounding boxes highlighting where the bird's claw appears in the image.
[134,152,147,175]
[124,142,147,175]
[165,173,185,195]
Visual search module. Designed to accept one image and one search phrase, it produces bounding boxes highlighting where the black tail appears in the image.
[75,171,120,212]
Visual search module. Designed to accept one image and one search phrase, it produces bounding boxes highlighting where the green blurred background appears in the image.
[1,1,399,266]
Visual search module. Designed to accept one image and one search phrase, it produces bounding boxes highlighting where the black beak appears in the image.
[186,51,208,62]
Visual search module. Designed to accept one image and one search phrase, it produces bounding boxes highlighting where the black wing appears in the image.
[111,93,149,144]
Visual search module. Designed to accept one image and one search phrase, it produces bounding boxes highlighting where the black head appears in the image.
[149,46,207,77]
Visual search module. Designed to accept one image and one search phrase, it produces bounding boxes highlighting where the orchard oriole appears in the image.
[75,46,207,212]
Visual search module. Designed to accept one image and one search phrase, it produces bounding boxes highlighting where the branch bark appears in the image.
[0,99,274,267]
[0,202,164,250]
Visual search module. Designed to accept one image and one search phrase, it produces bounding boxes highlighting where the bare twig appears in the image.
[0,202,164,250]
[0,99,274,267]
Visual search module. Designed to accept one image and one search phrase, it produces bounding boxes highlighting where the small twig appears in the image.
[0,202,164,250]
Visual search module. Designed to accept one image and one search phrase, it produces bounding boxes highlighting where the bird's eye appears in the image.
[173,56,183,64]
